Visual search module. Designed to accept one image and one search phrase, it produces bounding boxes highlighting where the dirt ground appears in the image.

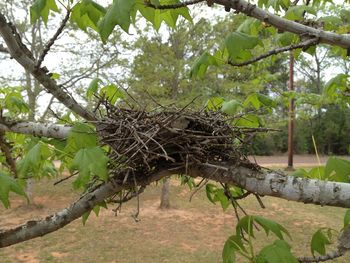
[0,155,350,262]
[249,154,350,167]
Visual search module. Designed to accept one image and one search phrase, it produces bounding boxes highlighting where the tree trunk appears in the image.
[159,177,170,209]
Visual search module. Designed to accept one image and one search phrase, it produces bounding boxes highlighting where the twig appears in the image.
[228,38,319,67]
[36,9,71,68]
[53,172,77,185]
[189,178,209,202]
[0,43,8,53]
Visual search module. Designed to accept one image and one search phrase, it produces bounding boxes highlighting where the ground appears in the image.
[0,155,350,263]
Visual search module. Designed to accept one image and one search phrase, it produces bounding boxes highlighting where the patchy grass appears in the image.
[0,175,350,263]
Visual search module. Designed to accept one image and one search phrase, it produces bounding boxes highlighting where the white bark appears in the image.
[0,12,96,121]
[214,0,350,49]
[190,163,350,208]
[0,122,71,139]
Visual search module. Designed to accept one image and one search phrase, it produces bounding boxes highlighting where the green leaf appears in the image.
[98,0,136,41]
[311,229,333,256]
[236,215,255,238]
[277,32,298,46]
[86,78,102,99]
[100,84,125,104]
[190,51,221,78]
[344,210,350,228]
[234,114,260,128]
[65,123,98,153]
[285,5,316,20]
[70,147,109,189]
[205,183,218,204]
[324,74,349,98]
[256,240,298,263]
[4,92,30,114]
[17,143,53,178]
[206,97,224,111]
[224,32,262,62]
[325,157,350,182]
[0,172,27,208]
[223,235,245,263]
[221,100,242,116]
[254,216,291,240]
[50,73,60,80]
[71,0,106,31]
[30,0,59,24]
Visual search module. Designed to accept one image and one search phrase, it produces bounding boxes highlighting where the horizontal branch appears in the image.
[189,162,350,208]
[228,38,318,67]
[0,121,71,139]
[0,12,96,121]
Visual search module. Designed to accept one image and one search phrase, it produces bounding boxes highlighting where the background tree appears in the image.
[0,0,350,262]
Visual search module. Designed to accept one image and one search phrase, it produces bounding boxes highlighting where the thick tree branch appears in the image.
[149,0,350,49]
[0,130,17,177]
[189,162,350,208]
[0,168,177,248]
[0,120,71,139]
[217,0,350,49]
[2,161,350,247]
[0,12,96,121]
[228,38,318,67]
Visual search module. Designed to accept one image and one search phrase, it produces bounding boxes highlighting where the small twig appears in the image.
[189,178,209,202]
[53,172,78,185]
[228,38,319,67]
[0,43,9,53]
[254,194,265,209]
[36,9,71,68]
[131,172,141,222]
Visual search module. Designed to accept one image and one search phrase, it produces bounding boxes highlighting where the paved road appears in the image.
[248,154,350,167]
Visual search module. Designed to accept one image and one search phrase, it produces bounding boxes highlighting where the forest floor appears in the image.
[0,155,350,263]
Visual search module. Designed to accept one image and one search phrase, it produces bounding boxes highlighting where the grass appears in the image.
[0,174,350,263]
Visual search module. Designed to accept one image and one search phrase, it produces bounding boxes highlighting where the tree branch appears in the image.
[218,0,350,49]
[228,38,318,67]
[36,9,71,68]
[0,130,17,177]
[146,0,206,9]
[189,162,350,208]
[0,167,177,248]
[149,0,350,49]
[0,120,71,139]
[0,12,96,121]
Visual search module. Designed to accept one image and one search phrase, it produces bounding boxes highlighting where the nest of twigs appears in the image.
[96,102,258,179]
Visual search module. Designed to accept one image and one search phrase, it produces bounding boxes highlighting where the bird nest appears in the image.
[96,103,259,180]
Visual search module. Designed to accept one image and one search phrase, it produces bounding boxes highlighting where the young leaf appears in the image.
[221,100,242,116]
[236,215,255,238]
[223,235,247,263]
[310,229,333,256]
[0,172,27,208]
[30,0,59,24]
[325,157,350,182]
[256,240,298,263]
[70,147,109,189]
[224,32,262,62]
[190,52,221,78]
[205,183,218,204]
[86,78,102,99]
[254,216,291,240]
[98,0,136,42]
[206,97,225,111]
[284,5,316,20]
[100,84,125,104]
[65,123,98,153]
[234,114,260,128]
[71,0,106,31]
